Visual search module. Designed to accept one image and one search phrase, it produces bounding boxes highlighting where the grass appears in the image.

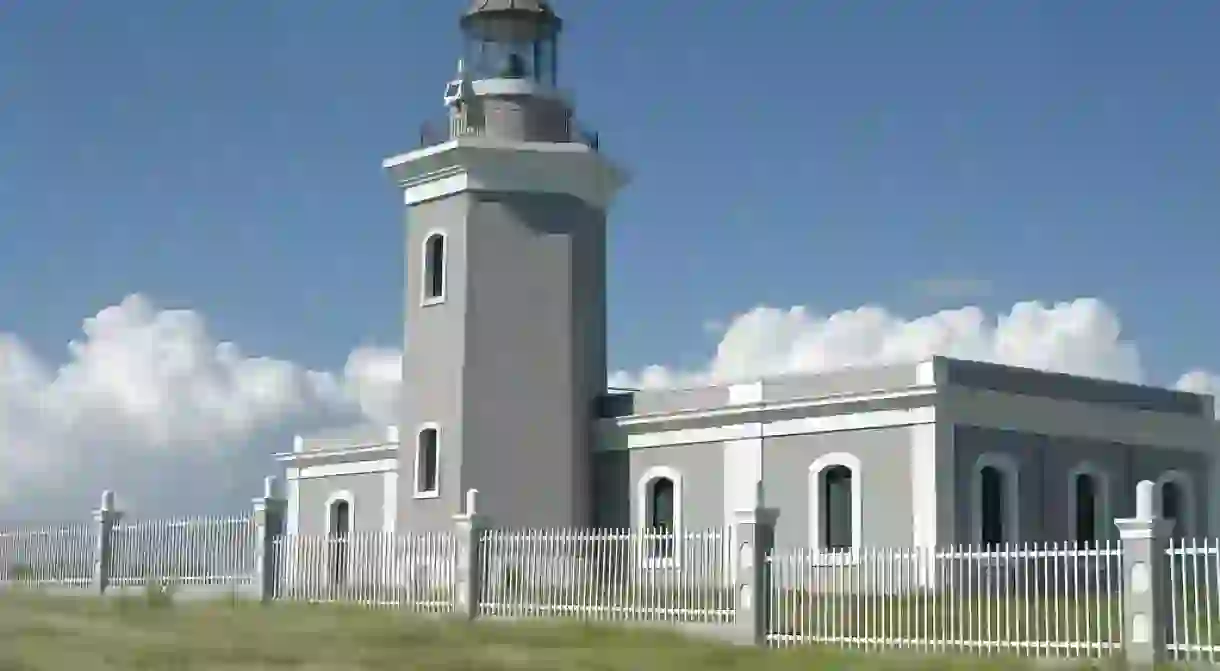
[0,591,1126,671]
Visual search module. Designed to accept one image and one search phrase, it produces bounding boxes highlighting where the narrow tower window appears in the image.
[416,427,439,496]
[422,233,446,302]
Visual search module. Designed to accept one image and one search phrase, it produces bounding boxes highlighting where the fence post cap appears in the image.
[263,475,281,499]
[1135,480,1159,520]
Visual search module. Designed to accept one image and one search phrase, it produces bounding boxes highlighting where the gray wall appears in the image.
[592,443,725,532]
[951,425,1212,544]
[763,426,916,550]
[294,473,386,537]
[400,190,608,533]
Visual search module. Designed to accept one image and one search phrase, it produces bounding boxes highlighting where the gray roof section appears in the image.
[598,356,1213,419]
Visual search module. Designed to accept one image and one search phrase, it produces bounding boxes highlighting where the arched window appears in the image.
[415,426,439,497]
[1157,472,1193,538]
[808,453,862,555]
[1073,473,1098,545]
[980,466,1006,547]
[1067,464,1109,546]
[325,493,352,587]
[646,477,675,558]
[972,454,1019,548]
[635,466,683,563]
[821,466,854,550]
[422,232,446,303]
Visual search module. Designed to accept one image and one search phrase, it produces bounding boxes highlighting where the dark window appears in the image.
[980,466,1007,548]
[821,466,854,550]
[1161,480,1184,537]
[646,477,675,558]
[1074,473,1098,545]
[417,428,439,493]
[423,234,445,300]
[328,499,350,586]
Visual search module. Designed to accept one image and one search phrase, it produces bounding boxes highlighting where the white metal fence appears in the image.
[4,514,1220,664]
[109,516,256,587]
[1167,537,1220,663]
[271,530,456,614]
[0,524,96,587]
[478,527,734,623]
[767,542,1125,658]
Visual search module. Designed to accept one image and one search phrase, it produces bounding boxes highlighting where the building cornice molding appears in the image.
[384,138,628,208]
[275,443,398,468]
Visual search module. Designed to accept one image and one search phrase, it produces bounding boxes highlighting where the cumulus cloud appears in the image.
[1,293,1215,521]
[0,294,398,522]
[608,298,1213,411]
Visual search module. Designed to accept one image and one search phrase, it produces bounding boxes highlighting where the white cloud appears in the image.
[0,294,398,522]
[609,298,1211,410]
[1,293,1215,522]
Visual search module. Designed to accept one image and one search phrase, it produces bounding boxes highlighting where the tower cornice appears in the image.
[383,138,628,209]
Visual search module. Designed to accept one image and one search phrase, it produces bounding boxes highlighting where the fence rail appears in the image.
[0,524,96,587]
[272,530,456,615]
[768,543,1124,658]
[109,516,256,587]
[1166,537,1220,662]
[478,527,733,623]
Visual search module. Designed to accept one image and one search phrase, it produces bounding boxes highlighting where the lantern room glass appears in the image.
[462,13,559,85]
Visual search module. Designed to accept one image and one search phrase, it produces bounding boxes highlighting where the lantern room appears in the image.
[460,0,562,85]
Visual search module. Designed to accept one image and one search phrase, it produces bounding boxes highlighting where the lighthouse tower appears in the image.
[383,1,628,532]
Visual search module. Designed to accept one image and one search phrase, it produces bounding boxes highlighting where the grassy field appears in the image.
[0,591,1122,671]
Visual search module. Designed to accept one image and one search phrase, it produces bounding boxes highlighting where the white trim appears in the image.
[616,405,936,452]
[1066,462,1112,544]
[420,229,448,306]
[291,459,398,480]
[324,490,354,535]
[601,383,1213,454]
[767,407,935,439]
[286,479,300,536]
[1155,470,1196,537]
[635,466,683,568]
[277,444,398,466]
[385,139,628,209]
[808,453,863,565]
[909,424,938,550]
[970,453,1021,546]
[613,387,935,429]
[414,423,441,499]
[723,383,764,552]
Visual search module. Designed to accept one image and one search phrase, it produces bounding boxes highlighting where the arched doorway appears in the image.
[328,498,350,588]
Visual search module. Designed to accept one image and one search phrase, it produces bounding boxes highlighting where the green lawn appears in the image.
[0,591,1130,671]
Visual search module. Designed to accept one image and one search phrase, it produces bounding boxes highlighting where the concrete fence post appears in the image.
[452,489,488,620]
[733,481,779,646]
[252,475,287,603]
[92,490,123,595]
[1115,480,1174,667]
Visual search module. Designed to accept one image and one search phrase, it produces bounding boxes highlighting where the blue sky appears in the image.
[3,0,1219,384]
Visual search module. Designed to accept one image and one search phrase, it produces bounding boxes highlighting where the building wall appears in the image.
[399,189,608,533]
[292,472,387,537]
[591,442,725,532]
[951,425,1212,545]
[762,426,917,550]
[400,193,471,534]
